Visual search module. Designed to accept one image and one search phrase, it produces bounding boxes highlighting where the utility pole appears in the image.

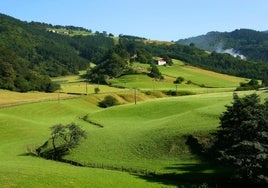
[133,88,137,105]
[58,90,60,103]
[86,82,88,95]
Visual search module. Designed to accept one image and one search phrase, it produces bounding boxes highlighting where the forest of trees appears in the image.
[0,13,114,91]
[0,13,268,91]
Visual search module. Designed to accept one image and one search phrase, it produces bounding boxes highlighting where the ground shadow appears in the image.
[135,163,235,188]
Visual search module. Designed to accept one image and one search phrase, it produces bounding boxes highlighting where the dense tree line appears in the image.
[0,46,59,92]
[0,13,113,91]
[85,45,131,84]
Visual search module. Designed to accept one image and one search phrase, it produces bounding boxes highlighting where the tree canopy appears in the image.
[36,123,87,160]
[213,93,268,184]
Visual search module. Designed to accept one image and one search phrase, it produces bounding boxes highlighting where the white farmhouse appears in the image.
[154,58,166,66]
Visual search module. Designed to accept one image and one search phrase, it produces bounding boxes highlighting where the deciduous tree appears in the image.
[36,123,86,160]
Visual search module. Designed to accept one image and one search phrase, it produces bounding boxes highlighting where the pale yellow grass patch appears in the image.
[0,90,76,107]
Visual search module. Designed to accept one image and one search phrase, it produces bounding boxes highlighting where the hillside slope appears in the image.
[1,13,268,92]
[0,13,115,91]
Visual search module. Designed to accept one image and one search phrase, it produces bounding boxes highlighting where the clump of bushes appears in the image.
[164,90,195,96]
[173,76,184,84]
[236,79,261,91]
[98,95,119,108]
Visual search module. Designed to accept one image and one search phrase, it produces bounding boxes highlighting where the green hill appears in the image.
[1,89,267,187]
[0,13,114,92]
[1,13,267,93]
[110,61,245,92]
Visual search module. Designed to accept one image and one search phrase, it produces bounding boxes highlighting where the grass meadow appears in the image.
[110,61,246,92]
[51,61,245,96]
[0,97,172,188]
[1,60,266,187]
[1,89,266,187]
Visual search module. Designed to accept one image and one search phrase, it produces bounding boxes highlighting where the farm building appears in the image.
[154,58,166,66]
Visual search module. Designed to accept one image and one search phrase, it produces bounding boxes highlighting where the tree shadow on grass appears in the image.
[135,135,238,187]
[18,152,37,157]
[135,163,234,188]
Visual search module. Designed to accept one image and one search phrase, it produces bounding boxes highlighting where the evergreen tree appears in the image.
[148,64,163,80]
[213,93,268,184]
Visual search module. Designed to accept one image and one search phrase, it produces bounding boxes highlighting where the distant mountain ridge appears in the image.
[176,29,268,63]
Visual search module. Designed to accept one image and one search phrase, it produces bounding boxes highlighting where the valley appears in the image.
[1,61,266,187]
[0,12,267,188]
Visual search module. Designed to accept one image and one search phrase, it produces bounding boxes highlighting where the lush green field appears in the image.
[110,61,246,92]
[71,92,232,170]
[51,60,246,96]
[52,71,126,95]
[1,88,266,187]
[1,61,264,187]
[0,97,173,187]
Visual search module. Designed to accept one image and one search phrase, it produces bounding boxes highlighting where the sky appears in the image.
[1,0,267,41]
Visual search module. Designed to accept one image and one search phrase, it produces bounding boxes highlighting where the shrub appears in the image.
[98,95,119,108]
[173,76,184,84]
[94,87,100,94]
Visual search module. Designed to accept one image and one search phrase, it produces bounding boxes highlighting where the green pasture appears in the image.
[109,61,245,93]
[71,92,234,171]
[51,60,245,96]
[0,97,172,187]
[47,28,92,36]
[52,72,126,95]
[159,65,245,88]
[1,89,265,187]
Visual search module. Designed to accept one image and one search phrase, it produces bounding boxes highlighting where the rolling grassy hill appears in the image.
[0,62,266,187]
[110,60,246,92]
[1,88,266,187]
[0,97,170,188]
[50,60,246,97]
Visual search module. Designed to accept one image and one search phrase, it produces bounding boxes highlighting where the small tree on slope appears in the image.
[36,123,87,160]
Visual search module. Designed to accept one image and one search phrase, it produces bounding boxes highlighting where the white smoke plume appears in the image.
[221,48,247,60]
[214,43,246,60]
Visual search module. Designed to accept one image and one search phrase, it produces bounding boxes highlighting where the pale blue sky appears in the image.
[1,0,267,41]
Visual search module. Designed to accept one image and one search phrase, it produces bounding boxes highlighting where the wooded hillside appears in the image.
[1,13,268,92]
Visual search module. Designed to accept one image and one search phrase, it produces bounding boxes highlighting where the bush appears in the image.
[98,95,119,108]
[94,87,100,94]
[165,90,195,96]
[236,79,261,91]
[173,76,184,84]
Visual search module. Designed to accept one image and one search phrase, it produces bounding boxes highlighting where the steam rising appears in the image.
[215,43,246,60]
[220,48,247,60]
